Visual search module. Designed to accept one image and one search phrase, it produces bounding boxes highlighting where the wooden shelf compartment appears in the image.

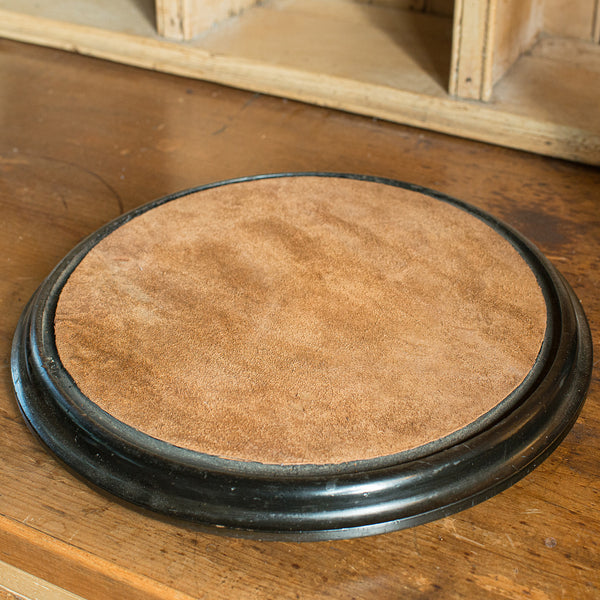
[0,0,598,165]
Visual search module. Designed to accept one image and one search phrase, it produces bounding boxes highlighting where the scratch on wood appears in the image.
[412,529,421,555]
[454,533,486,548]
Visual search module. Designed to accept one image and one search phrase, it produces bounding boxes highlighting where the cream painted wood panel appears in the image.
[0,0,597,164]
[156,0,260,40]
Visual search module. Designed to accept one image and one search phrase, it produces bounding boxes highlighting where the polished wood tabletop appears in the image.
[0,39,598,600]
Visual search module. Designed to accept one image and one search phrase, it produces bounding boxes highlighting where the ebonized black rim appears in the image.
[11,173,593,540]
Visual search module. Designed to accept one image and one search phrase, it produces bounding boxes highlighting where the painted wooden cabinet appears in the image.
[0,0,598,164]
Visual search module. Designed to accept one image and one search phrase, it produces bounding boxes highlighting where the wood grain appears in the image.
[491,0,543,89]
[449,0,495,99]
[156,0,260,40]
[595,0,600,41]
[0,0,598,164]
[0,39,598,599]
[351,0,454,14]
[543,0,598,41]
[451,0,544,101]
[0,589,24,600]
[0,560,84,600]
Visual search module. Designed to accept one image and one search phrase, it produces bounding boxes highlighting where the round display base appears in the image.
[11,173,592,540]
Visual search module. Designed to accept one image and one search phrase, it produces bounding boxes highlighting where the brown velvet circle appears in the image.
[54,177,547,465]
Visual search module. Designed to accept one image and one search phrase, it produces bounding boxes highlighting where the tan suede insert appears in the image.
[54,177,547,465]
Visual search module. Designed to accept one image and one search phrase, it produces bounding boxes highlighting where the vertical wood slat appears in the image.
[449,0,496,100]
[594,0,600,42]
[156,0,259,41]
[450,0,543,102]
[156,0,186,40]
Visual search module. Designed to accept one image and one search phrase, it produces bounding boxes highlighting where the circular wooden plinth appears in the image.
[11,174,592,540]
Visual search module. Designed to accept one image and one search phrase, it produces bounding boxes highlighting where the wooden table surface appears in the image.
[0,39,598,600]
